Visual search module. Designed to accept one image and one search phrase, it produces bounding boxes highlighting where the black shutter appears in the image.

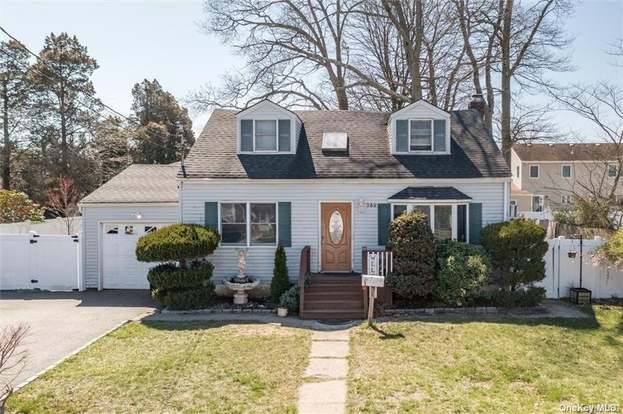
[395,120,409,152]
[278,202,292,247]
[278,120,291,152]
[204,202,218,231]
[469,203,482,244]
[378,203,391,246]
[240,119,253,152]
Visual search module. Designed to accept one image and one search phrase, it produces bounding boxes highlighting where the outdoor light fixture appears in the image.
[135,212,143,220]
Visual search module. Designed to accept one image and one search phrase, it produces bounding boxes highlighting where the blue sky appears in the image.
[1,0,622,138]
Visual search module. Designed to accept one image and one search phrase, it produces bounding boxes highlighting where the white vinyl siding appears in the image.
[180,180,506,284]
[81,204,178,289]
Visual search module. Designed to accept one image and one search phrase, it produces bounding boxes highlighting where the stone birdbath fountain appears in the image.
[223,249,260,305]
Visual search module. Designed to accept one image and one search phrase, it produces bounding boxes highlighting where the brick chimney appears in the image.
[468,93,486,119]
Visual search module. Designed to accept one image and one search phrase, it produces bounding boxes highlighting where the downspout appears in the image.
[179,180,184,224]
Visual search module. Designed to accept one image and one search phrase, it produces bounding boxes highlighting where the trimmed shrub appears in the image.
[136,224,220,264]
[136,223,219,310]
[387,210,436,300]
[468,286,546,308]
[433,241,491,306]
[279,286,299,312]
[153,284,216,310]
[147,263,214,290]
[481,219,548,290]
[271,245,290,303]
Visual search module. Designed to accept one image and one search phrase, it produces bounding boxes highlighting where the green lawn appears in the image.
[348,305,623,414]
[8,321,311,414]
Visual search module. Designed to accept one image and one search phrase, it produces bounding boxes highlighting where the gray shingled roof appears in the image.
[182,108,510,179]
[513,143,620,162]
[389,186,472,200]
[80,164,179,204]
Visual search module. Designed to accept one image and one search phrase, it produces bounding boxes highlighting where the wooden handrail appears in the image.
[298,246,311,316]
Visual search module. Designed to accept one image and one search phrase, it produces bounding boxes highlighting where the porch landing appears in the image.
[300,274,365,320]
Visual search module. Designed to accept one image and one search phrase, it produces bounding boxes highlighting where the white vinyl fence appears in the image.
[0,233,81,291]
[540,237,623,299]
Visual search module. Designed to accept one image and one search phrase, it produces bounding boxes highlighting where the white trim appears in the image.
[561,164,572,178]
[318,201,353,273]
[218,201,279,248]
[79,202,178,207]
[529,164,540,179]
[179,177,512,184]
[388,100,450,119]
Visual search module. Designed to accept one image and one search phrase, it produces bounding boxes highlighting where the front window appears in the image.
[434,205,452,240]
[410,120,432,151]
[561,195,572,205]
[532,196,544,212]
[562,165,571,178]
[240,119,291,153]
[530,165,539,178]
[391,203,465,241]
[250,203,276,245]
[221,202,277,246]
[221,203,247,245]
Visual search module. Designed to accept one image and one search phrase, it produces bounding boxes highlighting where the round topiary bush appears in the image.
[387,210,436,300]
[433,240,491,306]
[136,223,220,264]
[481,218,548,290]
[135,223,220,310]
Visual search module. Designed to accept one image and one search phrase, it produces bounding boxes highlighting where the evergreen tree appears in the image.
[271,245,290,303]
[0,40,31,190]
[27,33,100,195]
[93,116,130,183]
[130,79,194,164]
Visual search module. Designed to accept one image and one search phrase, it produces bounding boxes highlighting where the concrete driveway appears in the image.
[0,290,157,387]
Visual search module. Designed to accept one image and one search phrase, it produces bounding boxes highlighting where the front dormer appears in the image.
[236,100,301,154]
[388,100,451,155]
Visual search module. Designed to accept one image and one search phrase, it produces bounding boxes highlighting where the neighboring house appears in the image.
[510,143,623,218]
[79,98,511,293]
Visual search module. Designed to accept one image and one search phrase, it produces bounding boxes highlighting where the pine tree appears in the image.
[130,79,194,164]
[271,244,290,303]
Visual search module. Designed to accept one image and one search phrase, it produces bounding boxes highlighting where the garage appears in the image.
[102,223,170,289]
[79,163,180,290]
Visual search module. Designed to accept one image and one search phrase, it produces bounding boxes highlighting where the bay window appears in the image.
[391,203,467,241]
[220,202,277,246]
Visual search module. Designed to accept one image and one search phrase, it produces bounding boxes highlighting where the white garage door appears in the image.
[102,223,169,289]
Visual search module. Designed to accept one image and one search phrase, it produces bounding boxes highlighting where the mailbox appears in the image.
[362,274,385,288]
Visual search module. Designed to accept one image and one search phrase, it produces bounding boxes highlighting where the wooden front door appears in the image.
[321,202,352,272]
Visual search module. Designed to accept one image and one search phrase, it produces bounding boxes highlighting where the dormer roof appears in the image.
[181,108,510,179]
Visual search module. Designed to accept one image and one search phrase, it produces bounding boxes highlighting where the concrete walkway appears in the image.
[297,329,350,414]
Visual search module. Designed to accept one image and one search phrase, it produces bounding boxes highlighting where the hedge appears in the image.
[152,284,216,310]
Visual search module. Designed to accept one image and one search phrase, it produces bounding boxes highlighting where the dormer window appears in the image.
[389,100,452,155]
[395,118,448,154]
[240,119,291,153]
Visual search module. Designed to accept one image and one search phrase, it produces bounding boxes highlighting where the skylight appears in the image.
[322,132,348,152]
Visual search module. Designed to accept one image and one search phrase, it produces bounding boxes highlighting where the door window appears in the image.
[328,210,344,243]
